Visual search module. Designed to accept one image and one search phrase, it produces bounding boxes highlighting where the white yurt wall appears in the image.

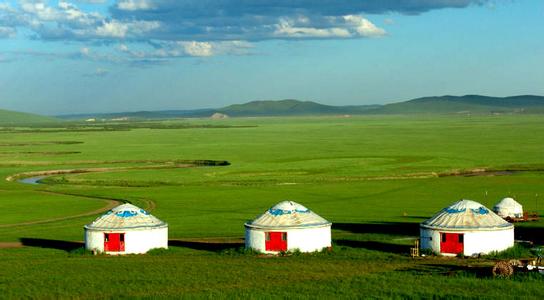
[420,199,514,256]
[85,203,168,255]
[245,201,332,254]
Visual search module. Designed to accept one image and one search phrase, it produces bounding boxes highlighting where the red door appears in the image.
[440,233,463,254]
[104,233,125,252]
[265,232,287,251]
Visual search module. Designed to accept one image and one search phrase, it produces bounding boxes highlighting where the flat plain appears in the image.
[1,115,543,298]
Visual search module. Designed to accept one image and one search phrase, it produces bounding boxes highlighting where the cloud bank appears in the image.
[0,0,488,62]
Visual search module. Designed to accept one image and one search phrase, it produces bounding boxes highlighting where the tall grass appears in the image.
[484,244,535,259]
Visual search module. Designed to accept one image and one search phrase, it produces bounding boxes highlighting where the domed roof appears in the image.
[421,199,513,230]
[85,203,167,230]
[494,197,523,209]
[245,201,331,229]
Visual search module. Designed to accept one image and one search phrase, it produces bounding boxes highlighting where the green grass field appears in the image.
[1,115,543,298]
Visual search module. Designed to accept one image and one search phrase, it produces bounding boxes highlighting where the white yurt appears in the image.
[245,201,332,254]
[84,203,168,255]
[420,199,514,256]
[493,197,523,219]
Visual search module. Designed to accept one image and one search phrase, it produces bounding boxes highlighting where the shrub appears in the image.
[69,247,95,256]
[147,248,172,256]
[484,244,533,259]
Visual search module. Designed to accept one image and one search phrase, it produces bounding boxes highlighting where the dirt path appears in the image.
[5,164,194,182]
[0,242,23,248]
[0,160,215,229]
[0,195,119,229]
[0,188,159,229]
[140,198,156,211]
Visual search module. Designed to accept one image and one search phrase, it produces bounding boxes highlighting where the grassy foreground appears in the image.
[2,246,543,299]
[0,115,543,298]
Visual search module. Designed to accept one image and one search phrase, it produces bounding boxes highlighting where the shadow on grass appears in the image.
[515,226,544,245]
[333,222,420,236]
[168,239,244,252]
[399,263,492,278]
[335,239,410,254]
[19,238,83,252]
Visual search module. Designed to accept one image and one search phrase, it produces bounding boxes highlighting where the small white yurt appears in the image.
[493,197,523,219]
[85,203,168,255]
[245,201,332,254]
[420,199,514,256]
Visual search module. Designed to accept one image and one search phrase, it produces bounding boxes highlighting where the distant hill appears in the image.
[57,100,379,120]
[216,99,380,117]
[58,109,215,120]
[55,95,544,120]
[0,109,59,125]
[368,95,544,114]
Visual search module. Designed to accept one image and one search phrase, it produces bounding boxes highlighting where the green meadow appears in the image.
[1,115,543,298]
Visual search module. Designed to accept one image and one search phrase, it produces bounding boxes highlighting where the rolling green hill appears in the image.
[369,95,544,114]
[56,95,544,120]
[0,109,59,125]
[216,99,379,116]
[57,100,380,119]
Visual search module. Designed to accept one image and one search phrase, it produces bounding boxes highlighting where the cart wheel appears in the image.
[492,261,514,277]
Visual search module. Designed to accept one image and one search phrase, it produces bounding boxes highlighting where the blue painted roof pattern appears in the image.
[85,203,167,230]
[246,200,331,229]
[421,199,513,230]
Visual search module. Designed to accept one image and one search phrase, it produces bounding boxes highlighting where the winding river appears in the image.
[18,176,47,185]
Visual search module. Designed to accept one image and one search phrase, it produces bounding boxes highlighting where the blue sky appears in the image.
[0,0,543,115]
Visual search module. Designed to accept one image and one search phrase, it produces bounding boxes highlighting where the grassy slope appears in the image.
[1,115,544,236]
[371,95,544,114]
[0,115,543,298]
[218,99,379,116]
[0,109,58,124]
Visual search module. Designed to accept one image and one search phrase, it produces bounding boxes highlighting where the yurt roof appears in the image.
[421,199,513,231]
[493,197,523,209]
[85,203,167,230]
[245,201,331,229]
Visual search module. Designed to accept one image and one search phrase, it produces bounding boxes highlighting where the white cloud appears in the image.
[115,40,254,61]
[1,1,398,62]
[95,19,160,38]
[274,15,385,38]
[95,20,129,38]
[181,41,214,57]
[343,15,386,37]
[117,43,129,52]
[76,0,107,3]
[83,67,109,77]
[117,0,155,11]
[275,19,352,38]
[0,3,14,11]
[0,26,16,38]
[19,1,61,22]
[80,47,91,56]
[16,0,103,30]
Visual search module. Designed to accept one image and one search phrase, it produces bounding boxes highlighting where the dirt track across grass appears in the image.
[0,242,23,248]
[1,160,228,229]
[0,195,119,229]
